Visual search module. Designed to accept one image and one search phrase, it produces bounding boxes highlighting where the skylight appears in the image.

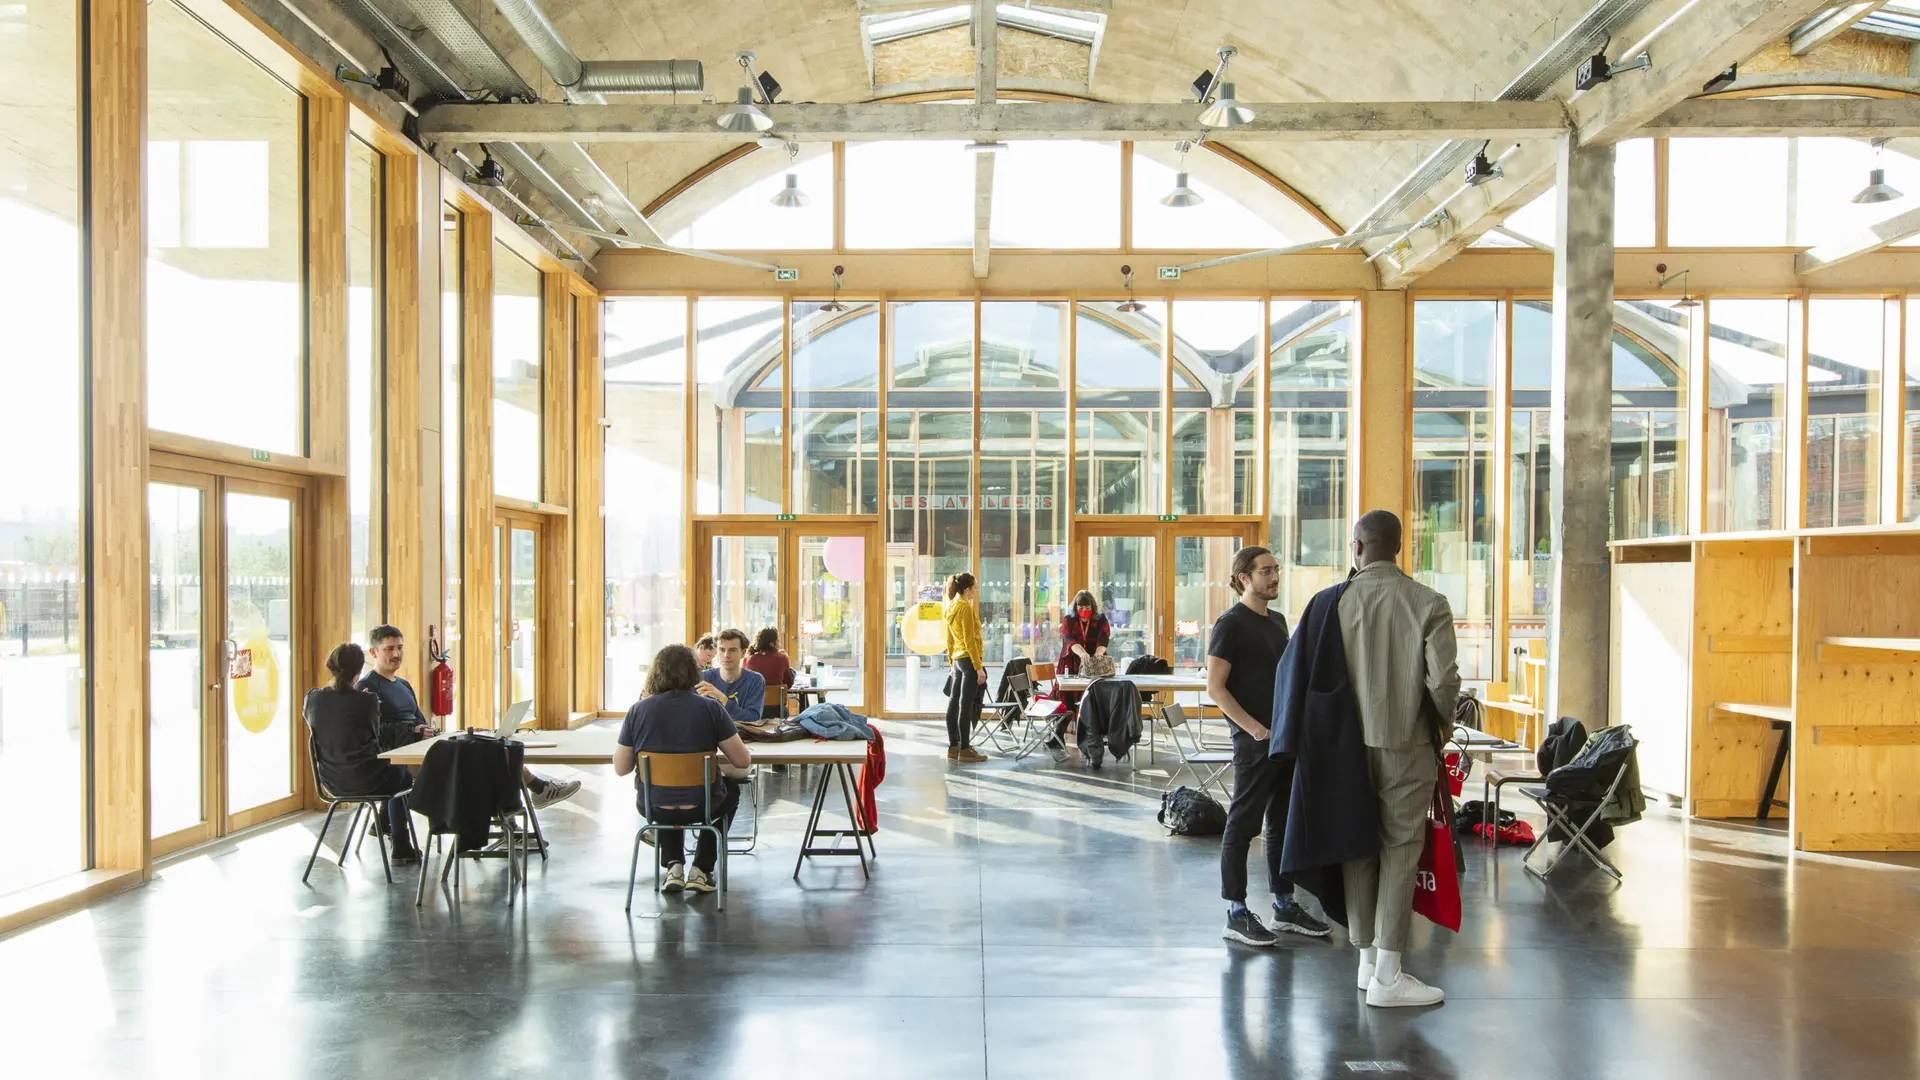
[863,4,1105,47]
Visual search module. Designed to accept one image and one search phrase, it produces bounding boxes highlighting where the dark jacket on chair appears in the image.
[1076,677,1143,762]
[409,733,526,852]
[1269,579,1379,927]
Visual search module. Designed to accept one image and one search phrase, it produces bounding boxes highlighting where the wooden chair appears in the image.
[626,751,731,912]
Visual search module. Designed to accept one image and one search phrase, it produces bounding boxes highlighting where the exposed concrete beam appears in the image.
[417,100,1572,144]
[973,0,994,279]
[1796,204,1920,273]
[1788,2,1887,54]
[974,154,995,279]
[1379,0,1829,289]
[1645,95,1920,137]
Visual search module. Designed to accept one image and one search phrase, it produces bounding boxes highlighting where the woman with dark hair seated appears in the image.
[743,625,797,718]
[613,644,752,895]
[303,642,421,862]
[1053,589,1112,746]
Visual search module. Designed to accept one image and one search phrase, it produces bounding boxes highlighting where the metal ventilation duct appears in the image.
[1354,0,1652,233]
[491,0,702,100]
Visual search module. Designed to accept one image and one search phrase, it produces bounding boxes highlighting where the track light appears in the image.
[1464,144,1502,187]
[468,152,506,188]
[717,87,773,132]
[1116,265,1146,314]
[1198,81,1253,128]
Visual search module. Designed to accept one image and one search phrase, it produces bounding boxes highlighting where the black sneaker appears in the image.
[1223,908,1279,947]
[1271,898,1332,938]
[389,846,422,865]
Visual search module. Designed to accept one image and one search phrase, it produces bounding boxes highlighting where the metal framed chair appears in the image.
[626,752,731,912]
[979,670,1032,753]
[726,764,760,855]
[1519,751,1636,882]
[1157,703,1235,799]
[302,732,409,885]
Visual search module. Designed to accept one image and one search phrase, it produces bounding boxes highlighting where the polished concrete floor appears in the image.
[4,720,1920,1080]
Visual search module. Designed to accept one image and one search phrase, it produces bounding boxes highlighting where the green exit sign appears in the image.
[250,449,271,462]
[1157,514,1179,522]
[775,513,798,521]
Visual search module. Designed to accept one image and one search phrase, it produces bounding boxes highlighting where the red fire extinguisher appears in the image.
[427,624,455,721]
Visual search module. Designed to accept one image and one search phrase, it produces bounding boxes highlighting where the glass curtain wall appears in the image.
[348,138,384,641]
[1076,301,1164,515]
[492,243,543,502]
[791,301,881,515]
[1908,299,1920,522]
[1268,300,1354,616]
[148,0,303,454]
[979,301,1069,672]
[604,298,688,707]
[886,301,974,713]
[695,298,784,514]
[1411,301,1498,681]
[0,0,85,897]
[1171,300,1261,516]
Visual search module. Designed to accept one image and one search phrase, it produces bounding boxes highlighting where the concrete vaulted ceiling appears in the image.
[453,0,1623,232]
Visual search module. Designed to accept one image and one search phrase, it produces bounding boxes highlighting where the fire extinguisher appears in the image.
[427,624,455,721]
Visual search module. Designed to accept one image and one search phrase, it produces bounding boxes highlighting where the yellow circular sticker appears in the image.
[899,601,948,657]
[231,634,282,734]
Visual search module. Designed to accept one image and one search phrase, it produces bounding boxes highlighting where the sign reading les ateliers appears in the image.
[887,495,1056,510]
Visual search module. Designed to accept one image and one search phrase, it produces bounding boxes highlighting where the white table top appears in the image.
[379,726,870,767]
[789,678,854,693]
[1053,673,1210,692]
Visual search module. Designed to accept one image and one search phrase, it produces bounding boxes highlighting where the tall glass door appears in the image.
[1074,522,1256,668]
[493,515,540,718]
[149,468,303,851]
[1079,531,1157,664]
[1170,529,1252,668]
[796,533,867,709]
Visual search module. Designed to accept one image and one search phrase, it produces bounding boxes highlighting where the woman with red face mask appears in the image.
[1055,590,1111,735]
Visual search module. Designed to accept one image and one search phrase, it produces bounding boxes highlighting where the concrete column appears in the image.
[1546,136,1614,728]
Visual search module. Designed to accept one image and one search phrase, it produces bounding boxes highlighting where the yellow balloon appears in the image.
[899,601,948,657]
[231,634,282,734]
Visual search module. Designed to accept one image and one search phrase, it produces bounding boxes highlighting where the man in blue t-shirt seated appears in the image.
[698,628,766,726]
[359,625,581,811]
[615,643,752,895]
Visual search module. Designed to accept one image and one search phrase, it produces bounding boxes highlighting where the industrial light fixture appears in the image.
[769,143,808,208]
[1575,48,1652,93]
[1656,264,1701,309]
[1198,81,1252,128]
[334,63,409,102]
[1161,142,1204,207]
[819,265,848,312]
[468,152,506,187]
[1116,265,1147,314]
[1464,142,1502,187]
[1852,139,1904,204]
[717,87,773,132]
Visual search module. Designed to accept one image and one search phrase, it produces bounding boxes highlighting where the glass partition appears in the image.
[1707,298,1793,532]
[1172,300,1261,515]
[791,300,881,515]
[604,298,689,706]
[1268,300,1353,617]
[695,297,784,513]
[492,243,544,502]
[1076,300,1164,515]
[979,301,1069,670]
[1805,297,1886,528]
[1412,300,1498,681]
[147,0,303,453]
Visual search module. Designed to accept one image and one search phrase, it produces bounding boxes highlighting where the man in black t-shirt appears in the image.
[1207,546,1331,947]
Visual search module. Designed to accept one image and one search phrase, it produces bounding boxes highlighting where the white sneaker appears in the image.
[661,863,686,894]
[1365,971,1444,1008]
[683,866,717,894]
[529,779,581,810]
[1357,959,1376,991]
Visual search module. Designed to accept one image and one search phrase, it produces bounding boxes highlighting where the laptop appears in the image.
[496,699,533,736]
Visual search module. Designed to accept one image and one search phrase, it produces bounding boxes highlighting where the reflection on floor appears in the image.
[5,720,1920,1079]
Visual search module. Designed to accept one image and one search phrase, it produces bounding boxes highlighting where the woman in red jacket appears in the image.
[744,626,797,718]
[1056,590,1111,712]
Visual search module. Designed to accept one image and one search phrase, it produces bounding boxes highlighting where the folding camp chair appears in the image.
[1157,703,1234,800]
[978,670,1032,753]
[1518,747,1636,882]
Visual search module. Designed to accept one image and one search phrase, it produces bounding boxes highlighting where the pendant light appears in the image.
[819,266,848,313]
[1198,81,1253,128]
[1116,265,1147,314]
[769,143,807,208]
[1162,144,1204,208]
[717,86,773,133]
[1852,139,1903,204]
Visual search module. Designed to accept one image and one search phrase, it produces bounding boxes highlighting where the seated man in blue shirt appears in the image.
[699,628,765,726]
[359,624,581,810]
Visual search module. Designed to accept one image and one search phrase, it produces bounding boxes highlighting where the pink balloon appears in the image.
[821,536,865,582]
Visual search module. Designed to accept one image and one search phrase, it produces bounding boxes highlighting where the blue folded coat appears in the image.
[795,702,876,742]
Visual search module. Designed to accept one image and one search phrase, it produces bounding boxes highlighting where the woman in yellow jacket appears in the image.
[942,572,989,763]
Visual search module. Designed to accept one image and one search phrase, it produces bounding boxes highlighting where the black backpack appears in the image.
[1127,655,1173,677]
[1158,786,1227,836]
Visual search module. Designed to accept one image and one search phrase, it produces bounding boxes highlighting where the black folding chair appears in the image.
[1519,733,1639,882]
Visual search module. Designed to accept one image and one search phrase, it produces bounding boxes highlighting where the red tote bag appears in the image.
[1412,774,1463,932]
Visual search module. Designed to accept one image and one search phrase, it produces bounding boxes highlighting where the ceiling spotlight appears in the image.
[819,265,848,312]
[1116,265,1147,314]
[1161,171,1204,208]
[756,134,788,150]
[1198,82,1253,128]
[717,87,773,133]
[468,152,506,188]
[1853,141,1903,203]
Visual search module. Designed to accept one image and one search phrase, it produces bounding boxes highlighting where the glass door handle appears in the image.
[212,638,236,691]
